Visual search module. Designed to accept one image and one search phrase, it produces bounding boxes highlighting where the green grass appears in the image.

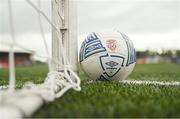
[0,65,48,87]
[0,64,180,117]
[130,64,180,81]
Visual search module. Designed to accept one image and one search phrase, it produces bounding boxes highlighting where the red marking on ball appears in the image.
[106,39,117,51]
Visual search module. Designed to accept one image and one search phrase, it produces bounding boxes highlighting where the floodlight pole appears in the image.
[52,0,78,73]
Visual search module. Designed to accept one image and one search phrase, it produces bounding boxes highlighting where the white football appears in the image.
[79,31,136,81]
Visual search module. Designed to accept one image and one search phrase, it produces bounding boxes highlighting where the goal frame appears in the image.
[52,0,78,73]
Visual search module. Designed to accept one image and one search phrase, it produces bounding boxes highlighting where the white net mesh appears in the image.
[0,0,81,118]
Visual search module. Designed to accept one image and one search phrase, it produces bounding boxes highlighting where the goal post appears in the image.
[52,0,78,72]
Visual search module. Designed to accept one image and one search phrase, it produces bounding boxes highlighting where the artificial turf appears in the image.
[0,64,180,117]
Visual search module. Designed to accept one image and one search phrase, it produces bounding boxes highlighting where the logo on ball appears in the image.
[106,39,117,51]
[105,61,119,68]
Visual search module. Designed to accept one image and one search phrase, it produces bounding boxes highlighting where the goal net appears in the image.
[0,0,81,118]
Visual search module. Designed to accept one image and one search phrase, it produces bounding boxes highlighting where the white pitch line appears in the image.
[1,80,180,90]
[0,85,9,90]
[120,80,180,86]
[0,84,22,90]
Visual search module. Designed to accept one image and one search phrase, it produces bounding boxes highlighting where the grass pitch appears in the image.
[0,64,180,117]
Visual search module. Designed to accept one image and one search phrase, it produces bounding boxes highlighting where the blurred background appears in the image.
[0,0,180,69]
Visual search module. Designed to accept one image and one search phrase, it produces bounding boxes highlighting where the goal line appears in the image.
[119,80,180,86]
[85,80,180,86]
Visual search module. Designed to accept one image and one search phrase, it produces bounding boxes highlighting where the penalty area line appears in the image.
[119,80,180,86]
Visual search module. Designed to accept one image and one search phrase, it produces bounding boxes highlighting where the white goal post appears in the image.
[52,0,78,73]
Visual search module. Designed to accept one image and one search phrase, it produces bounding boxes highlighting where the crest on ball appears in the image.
[106,39,117,51]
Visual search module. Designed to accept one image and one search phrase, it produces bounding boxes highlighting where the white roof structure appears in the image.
[0,43,34,54]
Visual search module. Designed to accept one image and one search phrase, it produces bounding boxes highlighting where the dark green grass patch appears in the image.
[0,64,48,87]
[0,64,180,117]
[34,83,180,118]
[130,64,180,81]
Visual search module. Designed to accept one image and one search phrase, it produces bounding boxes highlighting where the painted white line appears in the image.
[0,84,22,90]
[84,80,180,86]
[0,85,9,90]
[120,80,180,86]
[1,80,180,90]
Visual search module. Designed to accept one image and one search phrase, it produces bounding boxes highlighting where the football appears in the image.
[79,31,136,81]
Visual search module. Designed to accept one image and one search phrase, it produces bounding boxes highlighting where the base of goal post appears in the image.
[0,92,44,118]
[0,68,81,118]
